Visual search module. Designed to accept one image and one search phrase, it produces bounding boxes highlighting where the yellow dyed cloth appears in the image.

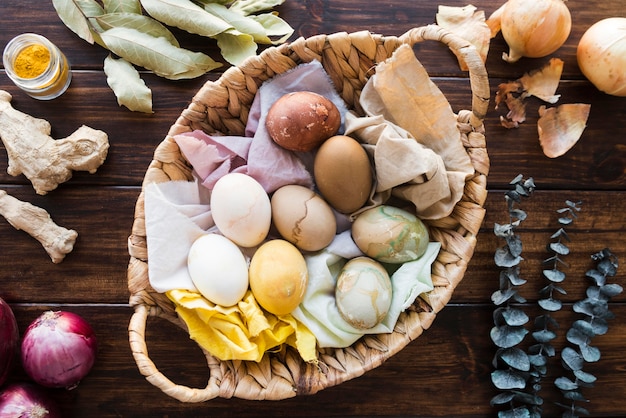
[166,289,317,363]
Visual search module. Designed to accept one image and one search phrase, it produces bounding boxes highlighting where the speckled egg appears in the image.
[351,205,429,263]
[314,135,373,214]
[271,184,337,252]
[187,233,249,307]
[265,91,341,152]
[335,257,392,329]
[210,172,271,248]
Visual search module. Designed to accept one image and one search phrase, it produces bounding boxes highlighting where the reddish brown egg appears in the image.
[265,91,341,152]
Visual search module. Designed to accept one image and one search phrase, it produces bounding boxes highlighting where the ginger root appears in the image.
[0,90,109,195]
[0,189,77,263]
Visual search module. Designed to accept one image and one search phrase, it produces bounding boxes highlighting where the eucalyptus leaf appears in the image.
[203,3,270,43]
[500,347,531,371]
[249,13,295,44]
[585,269,606,286]
[100,27,222,79]
[103,0,142,13]
[490,392,516,406]
[494,222,513,237]
[52,0,103,43]
[140,0,233,37]
[96,12,180,46]
[492,288,516,306]
[573,369,596,384]
[543,269,566,283]
[549,242,570,256]
[509,208,527,221]
[580,344,601,363]
[538,298,562,312]
[566,327,590,346]
[506,234,523,257]
[600,283,623,298]
[491,325,528,348]
[215,31,258,65]
[503,307,529,327]
[532,329,557,343]
[597,257,618,276]
[495,247,522,268]
[502,267,527,286]
[104,54,153,113]
[229,0,286,15]
[528,353,547,367]
[563,390,588,402]
[554,376,578,391]
[491,369,527,390]
[561,347,584,371]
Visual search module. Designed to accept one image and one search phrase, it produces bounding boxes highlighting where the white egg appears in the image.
[335,257,392,329]
[187,234,249,306]
[210,173,271,247]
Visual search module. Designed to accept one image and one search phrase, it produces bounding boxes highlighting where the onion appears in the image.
[499,0,572,63]
[0,383,61,418]
[21,311,97,389]
[577,17,626,97]
[0,297,19,386]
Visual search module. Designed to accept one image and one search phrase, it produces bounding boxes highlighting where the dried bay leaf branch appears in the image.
[104,54,153,113]
[103,0,142,14]
[203,2,271,43]
[249,13,294,44]
[227,0,286,16]
[100,27,222,79]
[52,0,103,44]
[214,31,258,66]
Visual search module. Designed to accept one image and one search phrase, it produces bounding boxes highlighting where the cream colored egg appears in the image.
[271,184,337,252]
[249,240,308,316]
[352,205,429,263]
[314,135,373,214]
[210,173,271,247]
[187,234,249,307]
[335,257,392,329]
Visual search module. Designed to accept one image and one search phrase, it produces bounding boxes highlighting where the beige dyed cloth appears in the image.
[346,44,474,220]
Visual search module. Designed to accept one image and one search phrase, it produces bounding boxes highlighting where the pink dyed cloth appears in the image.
[174,60,348,193]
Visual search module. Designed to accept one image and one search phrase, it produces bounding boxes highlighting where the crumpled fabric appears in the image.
[173,60,349,194]
[291,231,440,348]
[349,43,474,219]
[167,289,318,363]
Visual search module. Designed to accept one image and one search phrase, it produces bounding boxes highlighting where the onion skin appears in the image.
[0,297,19,387]
[577,17,626,97]
[501,0,572,63]
[0,383,62,418]
[21,311,97,389]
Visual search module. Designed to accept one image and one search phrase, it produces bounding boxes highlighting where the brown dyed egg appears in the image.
[314,135,373,214]
[265,91,341,152]
[271,184,337,251]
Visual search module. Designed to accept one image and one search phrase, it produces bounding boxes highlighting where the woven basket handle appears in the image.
[129,304,221,402]
[398,24,490,129]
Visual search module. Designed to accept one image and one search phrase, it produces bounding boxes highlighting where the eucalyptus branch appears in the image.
[490,175,539,418]
[555,248,622,418]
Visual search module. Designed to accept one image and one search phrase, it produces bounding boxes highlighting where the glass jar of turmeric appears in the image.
[2,33,72,100]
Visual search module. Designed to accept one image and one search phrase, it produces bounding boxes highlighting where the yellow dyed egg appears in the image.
[314,135,373,214]
[271,184,336,252]
[187,234,249,307]
[352,205,429,264]
[335,257,392,329]
[249,240,308,316]
[210,173,271,248]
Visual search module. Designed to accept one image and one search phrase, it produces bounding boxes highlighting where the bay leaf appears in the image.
[215,31,257,66]
[104,54,153,113]
[52,0,105,44]
[140,0,233,37]
[203,3,270,43]
[103,0,142,13]
[229,0,286,16]
[249,13,294,44]
[100,27,222,79]
[96,12,180,46]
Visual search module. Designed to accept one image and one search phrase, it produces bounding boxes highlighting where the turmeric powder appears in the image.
[14,44,51,79]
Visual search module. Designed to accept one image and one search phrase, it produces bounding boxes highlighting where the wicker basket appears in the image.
[127,24,490,402]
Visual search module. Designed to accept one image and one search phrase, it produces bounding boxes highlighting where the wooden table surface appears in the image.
[1,1,625,417]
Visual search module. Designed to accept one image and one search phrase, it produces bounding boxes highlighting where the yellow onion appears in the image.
[500,0,572,63]
[577,17,626,97]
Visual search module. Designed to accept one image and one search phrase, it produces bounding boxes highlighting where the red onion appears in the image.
[0,382,61,418]
[21,311,97,389]
[0,297,19,386]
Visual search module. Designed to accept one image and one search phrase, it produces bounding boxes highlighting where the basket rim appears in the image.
[127,24,490,403]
